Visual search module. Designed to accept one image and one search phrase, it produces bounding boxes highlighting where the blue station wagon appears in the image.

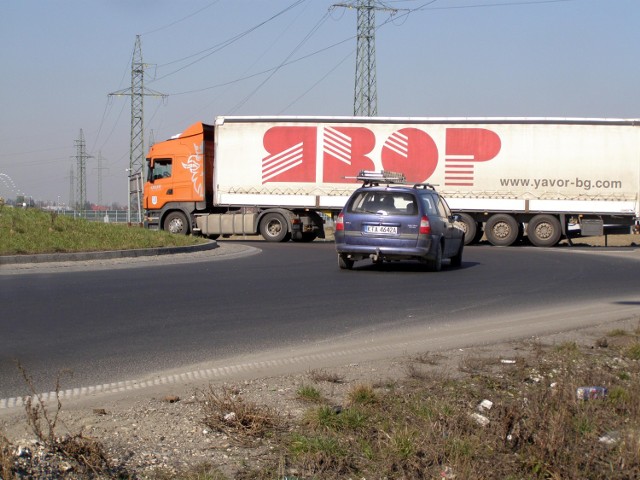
[335,171,465,271]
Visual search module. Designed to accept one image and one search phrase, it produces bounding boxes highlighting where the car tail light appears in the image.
[336,212,345,231]
[419,215,431,234]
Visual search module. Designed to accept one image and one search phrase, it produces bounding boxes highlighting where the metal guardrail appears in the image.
[56,210,130,223]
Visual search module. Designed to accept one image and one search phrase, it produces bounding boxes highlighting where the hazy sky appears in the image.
[1,0,638,206]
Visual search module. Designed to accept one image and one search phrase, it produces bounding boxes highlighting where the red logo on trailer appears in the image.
[261,125,501,185]
[444,129,501,186]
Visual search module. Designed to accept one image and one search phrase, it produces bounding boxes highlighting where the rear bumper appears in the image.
[336,240,434,261]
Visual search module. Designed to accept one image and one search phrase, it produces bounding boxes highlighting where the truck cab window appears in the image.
[150,158,172,181]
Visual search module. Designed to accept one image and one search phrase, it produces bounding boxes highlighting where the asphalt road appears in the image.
[1,241,640,402]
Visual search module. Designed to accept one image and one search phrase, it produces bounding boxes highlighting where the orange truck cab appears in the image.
[144,123,214,234]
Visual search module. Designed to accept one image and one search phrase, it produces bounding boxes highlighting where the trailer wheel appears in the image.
[527,214,562,247]
[163,211,190,235]
[456,213,480,245]
[259,213,289,242]
[485,214,519,246]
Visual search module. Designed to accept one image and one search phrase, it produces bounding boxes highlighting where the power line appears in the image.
[228,10,332,114]
[142,0,222,36]
[151,0,309,82]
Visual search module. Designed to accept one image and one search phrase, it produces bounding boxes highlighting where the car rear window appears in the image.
[418,193,438,216]
[347,191,418,216]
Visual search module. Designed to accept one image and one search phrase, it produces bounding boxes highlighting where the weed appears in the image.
[624,342,640,360]
[1,431,14,480]
[413,351,445,365]
[307,369,344,384]
[406,363,433,380]
[199,386,281,445]
[18,363,64,446]
[608,328,629,337]
[554,341,581,355]
[346,384,377,406]
[14,363,129,478]
[296,384,322,403]
[148,461,228,480]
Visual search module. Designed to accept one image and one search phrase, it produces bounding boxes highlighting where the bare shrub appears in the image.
[308,369,344,384]
[1,431,15,480]
[199,386,282,445]
[15,363,128,478]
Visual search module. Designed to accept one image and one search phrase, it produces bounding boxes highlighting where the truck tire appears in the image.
[527,214,562,247]
[457,213,480,245]
[299,232,317,242]
[485,214,519,246]
[163,211,190,235]
[259,213,289,242]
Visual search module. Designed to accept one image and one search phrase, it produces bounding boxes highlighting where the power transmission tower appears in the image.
[333,1,397,116]
[74,129,93,210]
[68,165,75,209]
[109,35,166,224]
[95,151,109,207]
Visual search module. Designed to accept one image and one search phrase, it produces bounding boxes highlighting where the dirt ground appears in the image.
[2,315,639,478]
[1,232,639,478]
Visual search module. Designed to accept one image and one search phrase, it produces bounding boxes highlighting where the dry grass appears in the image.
[199,386,282,447]
[0,364,132,479]
[0,432,13,480]
[3,323,640,479]
[238,323,640,479]
[307,369,344,384]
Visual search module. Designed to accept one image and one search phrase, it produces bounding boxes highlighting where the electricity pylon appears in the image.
[68,165,75,209]
[333,0,397,116]
[109,35,166,224]
[95,151,108,207]
[74,129,92,210]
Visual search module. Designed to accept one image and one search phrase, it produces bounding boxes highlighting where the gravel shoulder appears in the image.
[1,315,639,478]
[1,233,639,478]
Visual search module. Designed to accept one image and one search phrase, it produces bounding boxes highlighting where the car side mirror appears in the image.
[451,214,461,222]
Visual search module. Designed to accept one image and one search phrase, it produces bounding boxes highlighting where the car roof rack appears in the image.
[413,183,438,191]
[356,170,406,186]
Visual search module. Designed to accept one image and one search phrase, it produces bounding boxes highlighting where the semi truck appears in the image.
[143,116,640,247]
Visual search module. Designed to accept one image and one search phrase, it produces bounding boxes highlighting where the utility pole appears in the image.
[109,35,166,224]
[333,1,397,116]
[74,129,92,210]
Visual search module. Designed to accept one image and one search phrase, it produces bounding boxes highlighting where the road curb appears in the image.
[0,240,218,266]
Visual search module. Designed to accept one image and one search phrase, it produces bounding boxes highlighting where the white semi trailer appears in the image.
[144,117,639,246]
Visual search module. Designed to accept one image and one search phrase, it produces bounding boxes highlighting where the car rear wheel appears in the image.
[426,242,443,272]
[450,242,464,268]
[338,254,354,270]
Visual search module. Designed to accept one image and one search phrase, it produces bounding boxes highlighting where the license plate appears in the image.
[364,225,397,234]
